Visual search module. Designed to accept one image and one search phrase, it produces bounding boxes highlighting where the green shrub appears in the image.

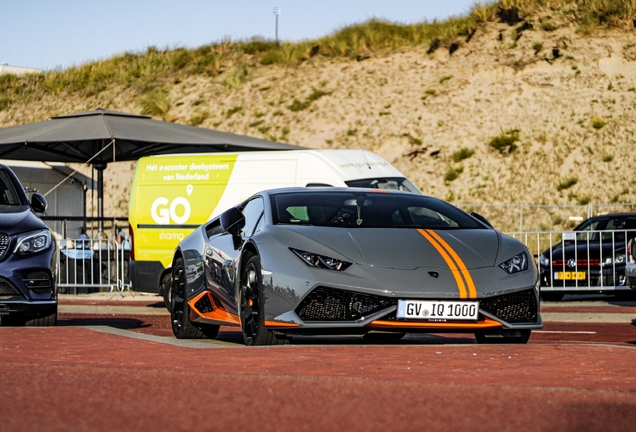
[220,65,247,89]
[540,20,558,32]
[556,175,578,191]
[445,166,464,182]
[488,129,520,153]
[138,90,171,119]
[601,152,614,162]
[532,42,543,55]
[591,116,607,129]
[288,88,331,112]
[187,110,209,126]
[226,106,243,118]
[452,147,475,163]
[439,75,453,84]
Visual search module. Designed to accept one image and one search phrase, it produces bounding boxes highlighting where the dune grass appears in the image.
[1,0,635,114]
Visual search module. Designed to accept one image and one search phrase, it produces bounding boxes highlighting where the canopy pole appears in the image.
[94,162,107,232]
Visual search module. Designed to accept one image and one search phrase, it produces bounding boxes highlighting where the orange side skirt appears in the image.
[188,292,241,326]
[264,321,300,327]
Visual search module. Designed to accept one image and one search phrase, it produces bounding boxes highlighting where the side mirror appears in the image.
[471,212,493,228]
[220,207,245,236]
[31,193,47,213]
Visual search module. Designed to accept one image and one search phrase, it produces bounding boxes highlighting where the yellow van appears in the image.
[128,149,420,303]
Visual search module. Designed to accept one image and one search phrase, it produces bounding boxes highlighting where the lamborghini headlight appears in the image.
[499,251,528,274]
[290,248,351,271]
[14,229,52,255]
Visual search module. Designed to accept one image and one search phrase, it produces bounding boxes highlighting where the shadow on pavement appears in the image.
[57,317,150,330]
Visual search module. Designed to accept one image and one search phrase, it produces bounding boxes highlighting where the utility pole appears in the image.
[273,7,280,47]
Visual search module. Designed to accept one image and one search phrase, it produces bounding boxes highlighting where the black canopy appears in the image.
[0,109,302,221]
[0,108,300,163]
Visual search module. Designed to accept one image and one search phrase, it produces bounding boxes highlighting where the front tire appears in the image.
[1,305,57,327]
[240,253,284,346]
[475,329,531,344]
[171,256,208,339]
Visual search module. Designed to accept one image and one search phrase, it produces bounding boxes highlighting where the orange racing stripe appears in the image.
[417,228,467,298]
[425,229,477,299]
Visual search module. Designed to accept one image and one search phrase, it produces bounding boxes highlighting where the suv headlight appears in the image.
[290,248,351,271]
[499,251,529,274]
[14,229,51,255]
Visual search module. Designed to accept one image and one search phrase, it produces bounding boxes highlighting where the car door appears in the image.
[203,197,265,316]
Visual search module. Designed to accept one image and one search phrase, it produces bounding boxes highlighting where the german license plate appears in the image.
[554,271,586,280]
[397,300,479,321]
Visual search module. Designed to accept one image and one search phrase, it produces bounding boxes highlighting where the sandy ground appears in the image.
[2,19,636,231]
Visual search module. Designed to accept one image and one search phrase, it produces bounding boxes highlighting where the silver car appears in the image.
[170,188,542,345]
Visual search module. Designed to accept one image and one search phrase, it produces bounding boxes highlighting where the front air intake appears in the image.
[295,286,396,321]
[479,289,538,323]
[0,277,23,298]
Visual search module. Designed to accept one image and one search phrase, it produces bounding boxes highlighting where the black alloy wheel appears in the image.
[171,256,207,339]
[240,253,284,346]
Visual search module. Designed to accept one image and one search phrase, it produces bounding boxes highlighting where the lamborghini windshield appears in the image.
[271,191,484,229]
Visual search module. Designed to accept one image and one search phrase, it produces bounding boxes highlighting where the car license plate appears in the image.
[397,300,479,321]
[554,271,586,281]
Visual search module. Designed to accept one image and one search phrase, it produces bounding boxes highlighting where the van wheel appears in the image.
[160,273,172,313]
[171,257,205,339]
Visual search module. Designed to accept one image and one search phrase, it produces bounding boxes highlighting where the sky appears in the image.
[2,1,480,71]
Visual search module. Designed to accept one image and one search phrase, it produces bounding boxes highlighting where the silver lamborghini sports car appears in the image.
[170,188,542,345]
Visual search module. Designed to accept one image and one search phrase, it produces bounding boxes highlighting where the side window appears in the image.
[241,197,264,237]
[0,171,19,206]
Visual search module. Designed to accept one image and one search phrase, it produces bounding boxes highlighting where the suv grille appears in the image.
[479,289,538,323]
[0,233,9,260]
[0,277,22,296]
[295,286,397,321]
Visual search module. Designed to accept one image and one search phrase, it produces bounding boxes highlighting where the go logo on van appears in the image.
[151,197,191,224]
[151,185,194,224]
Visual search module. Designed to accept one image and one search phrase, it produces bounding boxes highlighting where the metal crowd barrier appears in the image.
[56,238,132,298]
[505,230,636,293]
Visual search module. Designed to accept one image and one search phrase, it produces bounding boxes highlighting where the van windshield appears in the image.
[345,177,421,194]
[0,170,21,206]
[271,191,483,229]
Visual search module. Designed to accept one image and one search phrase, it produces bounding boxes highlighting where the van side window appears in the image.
[241,197,264,237]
